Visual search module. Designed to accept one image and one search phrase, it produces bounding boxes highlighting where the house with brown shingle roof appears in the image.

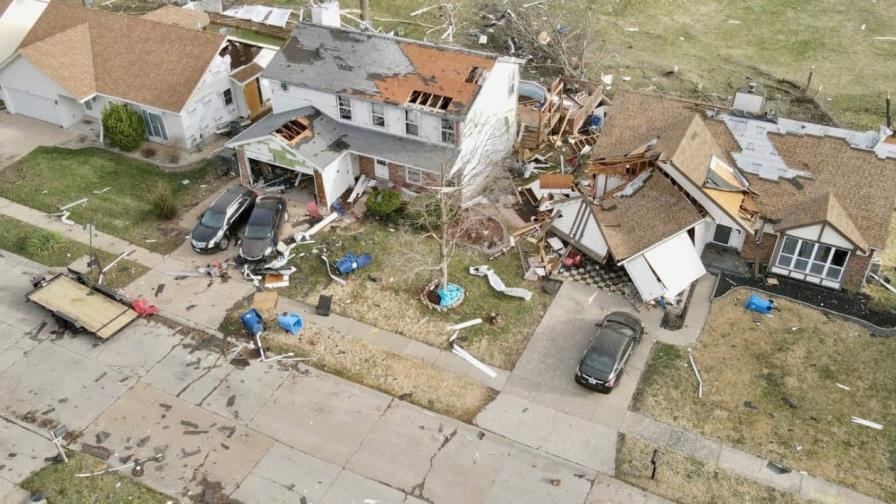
[0,3,277,147]
[593,89,896,291]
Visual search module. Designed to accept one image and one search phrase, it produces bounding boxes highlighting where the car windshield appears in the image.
[244,223,270,240]
[583,350,617,375]
[605,320,636,337]
[200,211,225,228]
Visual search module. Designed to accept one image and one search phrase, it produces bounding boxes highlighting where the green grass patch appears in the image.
[0,215,148,289]
[279,219,549,369]
[20,452,172,504]
[632,291,896,501]
[0,147,225,253]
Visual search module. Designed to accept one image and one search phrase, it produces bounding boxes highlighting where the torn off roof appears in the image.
[263,23,499,117]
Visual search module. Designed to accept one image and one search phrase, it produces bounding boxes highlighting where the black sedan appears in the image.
[190,186,256,252]
[239,195,287,262]
[575,311,643,393]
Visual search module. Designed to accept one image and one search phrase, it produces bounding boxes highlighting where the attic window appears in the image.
[466,67,483,83]
[407,90,453,112]
[275,117,312,145]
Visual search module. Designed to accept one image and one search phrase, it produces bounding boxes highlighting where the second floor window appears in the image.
[441,118,455,144]
[405,109,419,136]
[371,102,385,128]
[337,95,352,120]
[223,89,233,106]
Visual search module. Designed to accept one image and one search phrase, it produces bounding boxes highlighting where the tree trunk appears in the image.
[439,220,450,289]
[360,0,370,22]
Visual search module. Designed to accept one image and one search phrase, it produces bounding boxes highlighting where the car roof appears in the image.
[210,186,251,212]
[255,196,282,211]
[590,328,630,359]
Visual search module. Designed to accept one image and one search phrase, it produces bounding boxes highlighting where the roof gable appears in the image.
[20,23,95,100]
[17,3,225,111]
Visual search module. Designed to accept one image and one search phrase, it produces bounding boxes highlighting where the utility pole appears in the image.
[360,0,370,23]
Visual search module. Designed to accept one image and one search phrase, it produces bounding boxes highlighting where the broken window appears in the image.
[223,89,233,107]
[441,118,455,144]
[274,117,311,145]
[405,108,419,136]
[371,102,385,128]
[406,167,423,185]
[337,95,352,121]
[406,90,452,112]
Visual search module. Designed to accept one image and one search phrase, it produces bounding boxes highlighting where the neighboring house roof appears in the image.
[595,90,896,250]
[140,5,210,31]
[14,2,225,112]
[594,171,703,261]
[264,23,499,117]
[229,107,459,170]
[776,192,868,252]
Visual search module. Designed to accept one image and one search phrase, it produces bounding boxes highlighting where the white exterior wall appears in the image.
[272,83,446,145]
[450,58,518,198]
[0,56,78,126]
[321,152,355,206]
[658,161,746,251]
[180,53,239,148]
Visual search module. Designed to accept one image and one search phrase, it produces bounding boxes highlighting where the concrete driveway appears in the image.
[0,251,666,504]
[0,110,78,169]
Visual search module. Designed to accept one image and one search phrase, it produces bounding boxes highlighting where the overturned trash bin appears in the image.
[745,294,774,315]
[240,308,265,336]
[277,313,304,335]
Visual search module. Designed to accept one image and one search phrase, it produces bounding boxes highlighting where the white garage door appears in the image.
[643,233,706,296]
[5,88,60,125]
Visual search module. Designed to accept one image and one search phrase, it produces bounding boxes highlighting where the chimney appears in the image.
[310,0,341,28]
[732,81,766,115]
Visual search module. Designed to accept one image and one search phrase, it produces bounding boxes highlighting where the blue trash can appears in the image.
[240,308,265,336]
[745,294,774,314]
[277,313,304,335]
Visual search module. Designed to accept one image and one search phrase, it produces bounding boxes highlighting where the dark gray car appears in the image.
[190,186,256,252]
[239,196,287,262]
[575,311,643,393]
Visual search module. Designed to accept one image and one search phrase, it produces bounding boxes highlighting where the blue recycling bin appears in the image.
[277,313,304,335]
[240,308,265,336]
[745,294,774,314]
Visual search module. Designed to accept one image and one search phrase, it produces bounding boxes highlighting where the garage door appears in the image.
[624,232,706,301]
[5,88,60,125]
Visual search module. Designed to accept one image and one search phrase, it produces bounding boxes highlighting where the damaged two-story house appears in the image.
[568,87,896,300]
[0,2,276,148]
[226,4,520,208]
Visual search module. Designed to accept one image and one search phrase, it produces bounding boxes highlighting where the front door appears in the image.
[374,158,389,179]
[244,79,263,118]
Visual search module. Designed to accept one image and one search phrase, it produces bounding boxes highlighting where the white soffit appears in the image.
[643,233,706,297]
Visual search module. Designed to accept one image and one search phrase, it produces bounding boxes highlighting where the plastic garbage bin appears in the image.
[277,313,304,335]
[745,293,774,314]
[240,308,265,336]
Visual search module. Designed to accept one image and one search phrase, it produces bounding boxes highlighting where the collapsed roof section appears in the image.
[263,23,499,117]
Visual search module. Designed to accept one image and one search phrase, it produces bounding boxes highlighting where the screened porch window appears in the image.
[776,236,849,282]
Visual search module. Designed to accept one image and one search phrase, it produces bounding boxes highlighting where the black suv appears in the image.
[575,312,643,393]
[190,186,256,252]
[239,196,287,262]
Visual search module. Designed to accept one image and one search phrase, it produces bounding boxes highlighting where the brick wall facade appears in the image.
[357,155,436,189]
[842,252,872,291]
[741,232,779,265]
[359,155,374,178]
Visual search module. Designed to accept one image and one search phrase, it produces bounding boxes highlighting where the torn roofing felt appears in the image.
[263,23,498,117]
[228,107,459,170]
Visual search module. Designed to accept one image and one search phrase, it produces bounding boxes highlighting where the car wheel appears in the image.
[219,234,231,250]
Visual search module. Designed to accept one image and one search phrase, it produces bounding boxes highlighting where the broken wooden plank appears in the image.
[446,319,483,331]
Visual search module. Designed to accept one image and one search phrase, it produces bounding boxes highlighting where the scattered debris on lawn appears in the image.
[75,454,164,478]
[469,265,533,301]
[446,319,483,331]
[59,198,88,211]
[851,417,884,430]
[687,348,703,399]
[835,383,851,391]
[447,324,496,378]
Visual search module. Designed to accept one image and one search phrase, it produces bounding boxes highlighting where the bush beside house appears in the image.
[102,103,145,152]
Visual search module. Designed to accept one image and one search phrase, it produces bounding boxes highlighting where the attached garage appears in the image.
[4,88,60,125]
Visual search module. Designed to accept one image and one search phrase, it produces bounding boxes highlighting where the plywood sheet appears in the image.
[28,276,137,340]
